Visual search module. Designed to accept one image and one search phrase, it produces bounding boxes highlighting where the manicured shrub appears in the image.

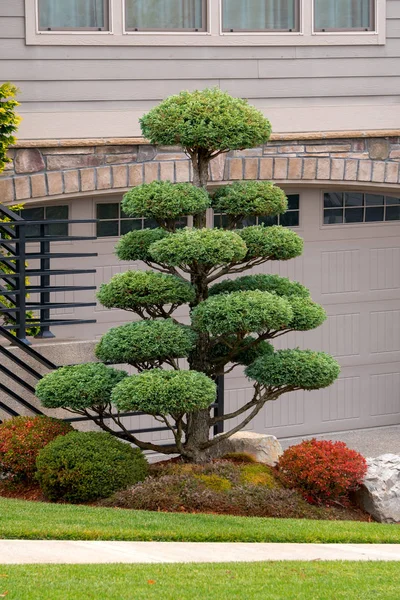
[36,431,148,503]
[246,349,341,391]
[210,337,274,367]
[238,225,304,261]
[112,369,216,415]
[35,363,127,411]
[140,87,271,154]
[116,228,169,262]
[191,290,293,337]
[213,181,287,221]
[287,297,327,331]
[278,439,367,503]
[122,181,210,221]
[0,416,72,481]
[209,274,310,299]
[95,319,197,366]
[97,270,195,313]
[149,227,247,267]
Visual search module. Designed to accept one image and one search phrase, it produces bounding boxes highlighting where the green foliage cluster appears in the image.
[246,349,341,390]
[191,290,293,336]
[239,225,304,261]
[36,431,148,503]
[209,274,309,298]
[122,181,210,222]
[95,319,197,366]
[0,416,72,481]
[213,181,287,219]
[97,271,195,312]
[35,363,127,411]
[287,297,327,331]
[112,369,216,415]
[115,228,168,262]
[140,87,272,152]
[149,227,247,267]
[0,83,20,174]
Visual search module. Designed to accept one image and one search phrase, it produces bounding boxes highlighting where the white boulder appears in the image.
[357,454,400,524]
[210,431,283,466]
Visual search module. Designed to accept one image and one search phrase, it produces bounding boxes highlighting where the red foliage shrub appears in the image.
[0,416,73,481]
[278,438,367,503]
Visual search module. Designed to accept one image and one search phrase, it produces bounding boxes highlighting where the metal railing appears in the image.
[0,203,98,343]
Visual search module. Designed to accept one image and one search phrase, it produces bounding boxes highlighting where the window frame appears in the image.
[20,204,70,238]
[322,191,400,226]
[221,0,301,34]
[37,0,110,32]
[124,0,208,33]
[313,0,375,33]
[26,0,386,46]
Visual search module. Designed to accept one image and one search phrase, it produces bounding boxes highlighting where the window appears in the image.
[323,192,400,224]
[96,203,187,237]
[38,0,109,31]
[28,0,384,45]
[125,0,206,31]
[314,0,374,31]
[20,205,69,238]
[214,194,300,228]
[222,0,299,32]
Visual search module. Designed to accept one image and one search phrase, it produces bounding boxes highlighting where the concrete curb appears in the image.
[1,541,400,564]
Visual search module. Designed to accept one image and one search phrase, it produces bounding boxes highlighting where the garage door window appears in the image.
[324,192,400,225]
[214,194,300,228]
[20,205,69,238]
[96,203,187,237]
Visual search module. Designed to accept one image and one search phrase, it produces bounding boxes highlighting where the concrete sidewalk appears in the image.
[1,541,400,564]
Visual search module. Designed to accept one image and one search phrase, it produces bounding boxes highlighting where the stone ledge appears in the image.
[12,129,400,149]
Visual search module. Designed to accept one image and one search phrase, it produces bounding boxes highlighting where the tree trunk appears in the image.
[191,151,210,228]
[184,408,211,463]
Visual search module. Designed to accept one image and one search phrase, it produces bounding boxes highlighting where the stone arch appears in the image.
[1,135,400,204]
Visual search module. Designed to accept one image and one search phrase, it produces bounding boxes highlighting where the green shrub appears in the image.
[287,297,327,331]
[239,464,277,488]
[238,225,304,261]
[195,474,232,492]
[97,270,195,312]
[213,181,287,219]
[209,274,310,299]
[246,349,341,391]
[35,363,127,411]
[112,369,216,415]
[0,83,20,174]
[191,290,293,336]
[149,227,247,267]
[116,228,169,262]
[95,319,197,366]
[140,87,271,152]
[122,181,210,221]
[0,416,72,482]
[36,431,148,503]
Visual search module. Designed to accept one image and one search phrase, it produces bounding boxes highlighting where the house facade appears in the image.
[0,0,400,439]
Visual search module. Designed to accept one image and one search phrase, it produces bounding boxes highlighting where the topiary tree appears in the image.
[36,88,340,463]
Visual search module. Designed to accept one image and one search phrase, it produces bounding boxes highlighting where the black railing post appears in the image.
[14,222,28,344]
[213,374,225,436]
[36,222,55,339]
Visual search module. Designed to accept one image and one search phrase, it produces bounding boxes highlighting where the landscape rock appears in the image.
[356,454,400,524]
[209,431,283,466]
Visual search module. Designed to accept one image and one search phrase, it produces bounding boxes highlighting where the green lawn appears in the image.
[1,498,399,543]
[1,562,400,600]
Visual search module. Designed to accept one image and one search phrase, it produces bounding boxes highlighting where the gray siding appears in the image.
[1,0,400,137]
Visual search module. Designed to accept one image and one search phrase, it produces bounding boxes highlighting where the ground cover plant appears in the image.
[1,497,399,543]
[35,88,340,463]
[1,563,400,600]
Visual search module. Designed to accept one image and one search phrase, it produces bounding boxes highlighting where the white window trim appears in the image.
[26,0,386,46]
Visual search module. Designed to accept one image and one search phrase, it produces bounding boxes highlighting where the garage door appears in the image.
[54,188,400,437]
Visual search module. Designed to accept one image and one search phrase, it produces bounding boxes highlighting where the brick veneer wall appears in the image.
[1,136,400,203]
